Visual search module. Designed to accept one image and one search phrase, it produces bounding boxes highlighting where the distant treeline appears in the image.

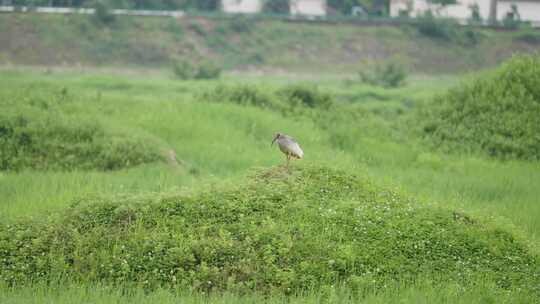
[8,0,388,15]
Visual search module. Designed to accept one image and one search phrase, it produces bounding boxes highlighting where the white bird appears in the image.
[271,133,304,168]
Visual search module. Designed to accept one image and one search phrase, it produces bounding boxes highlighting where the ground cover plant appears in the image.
[419,54,540,160]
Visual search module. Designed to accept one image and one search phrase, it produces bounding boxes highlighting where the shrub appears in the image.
[194,60,222,79]
[415,11,483,45]
[173,59,221,80]
[418,54,540,160]
[263,0,290,14]
[92,1,116,25]
[0,166,538,294]
[416,11,459,41]
[201,85,284,110]
[279,85,333,109]
[0,93,162,171]
[201,85,332,111]
[358,58,408,88]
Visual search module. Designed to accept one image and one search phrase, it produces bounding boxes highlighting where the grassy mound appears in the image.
[0,91,163,171]
[1,166,538,294]
[419,54,540,160]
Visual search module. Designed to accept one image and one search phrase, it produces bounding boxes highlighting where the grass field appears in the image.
[1,65,539,302]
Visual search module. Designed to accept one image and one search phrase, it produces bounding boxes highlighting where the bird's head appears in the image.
[271,133,282,146]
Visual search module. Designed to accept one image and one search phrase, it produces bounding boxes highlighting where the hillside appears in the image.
[1,13,540,73]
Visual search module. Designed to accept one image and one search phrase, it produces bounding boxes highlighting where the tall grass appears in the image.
[0,280,534,304]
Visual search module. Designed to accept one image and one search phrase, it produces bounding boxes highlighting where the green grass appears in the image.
[0,67,539,302]
[0,280,535,304]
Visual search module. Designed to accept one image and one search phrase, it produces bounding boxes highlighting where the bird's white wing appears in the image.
[289,142,304,159]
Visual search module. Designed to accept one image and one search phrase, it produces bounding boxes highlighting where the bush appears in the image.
[195,60,222,79]
[1,166,538,294]
[416,11,483,45]
[201,85,333,111]
[416,11,459,41]
[263,0,290,14]
[0,93,162,171]
[279,85,333,109]
[418,54,540,160]
[201,85,284,110]
[173,59,221,80]
[92,1,115,25]
[358,58,408,88]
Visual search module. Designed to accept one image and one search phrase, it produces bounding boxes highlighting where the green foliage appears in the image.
[0,92,162,171]
[201,84,333,111]
[416,12,483,45]
[416,12,458,40]
[172,59,221,80]
[1,166,538,294]
[263,0,290,14]
[419,54,540,160]
[278,85,333,109]
[358,59,408,88]
[92,1,116,25]
[201,85,285,110]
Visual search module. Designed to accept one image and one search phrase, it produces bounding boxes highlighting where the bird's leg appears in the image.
[286,154,290,169]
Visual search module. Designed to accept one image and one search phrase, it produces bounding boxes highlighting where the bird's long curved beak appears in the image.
[271,137,277,147]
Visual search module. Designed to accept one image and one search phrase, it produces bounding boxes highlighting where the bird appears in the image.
[271,133,304,168]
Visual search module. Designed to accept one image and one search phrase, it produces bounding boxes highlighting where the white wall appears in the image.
[290,0,327,16]
[222,0,262,14]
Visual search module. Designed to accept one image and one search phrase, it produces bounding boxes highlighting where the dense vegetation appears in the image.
[1,166,538,295]
[419,54,540,160]
[0,89,162,171]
